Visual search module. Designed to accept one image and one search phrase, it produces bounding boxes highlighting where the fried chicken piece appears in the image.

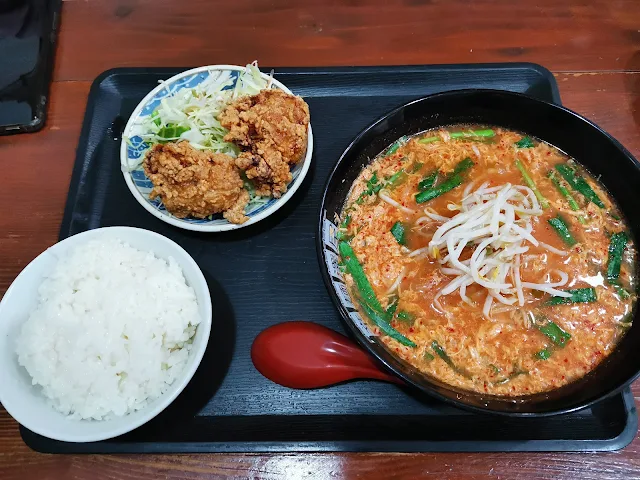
[235,151,292,197]
[219,89,310,197]
[220,89,309,162]
[143,142,249,224]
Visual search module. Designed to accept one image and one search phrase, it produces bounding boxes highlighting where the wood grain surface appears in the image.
[2,0,640,478]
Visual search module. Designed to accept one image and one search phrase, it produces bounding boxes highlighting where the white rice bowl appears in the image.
[15,238,201,420]
[0,227,212,442]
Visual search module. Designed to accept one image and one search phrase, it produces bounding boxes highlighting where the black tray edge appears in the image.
[19,389,637,453]
[89,62,559,99]
[58,77,106,240]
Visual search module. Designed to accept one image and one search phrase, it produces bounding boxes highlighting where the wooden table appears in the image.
[2,0,640,478]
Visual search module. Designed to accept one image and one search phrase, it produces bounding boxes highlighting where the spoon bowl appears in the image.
[251,322,402,389]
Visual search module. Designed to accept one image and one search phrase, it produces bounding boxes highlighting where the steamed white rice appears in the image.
[15,238,201,420]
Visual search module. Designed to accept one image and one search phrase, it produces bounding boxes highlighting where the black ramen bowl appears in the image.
[317,89,640,416]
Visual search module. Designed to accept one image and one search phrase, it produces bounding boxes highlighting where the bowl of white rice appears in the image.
[0,227,212,442]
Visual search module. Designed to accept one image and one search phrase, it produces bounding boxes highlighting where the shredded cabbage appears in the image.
[132,62,269,156]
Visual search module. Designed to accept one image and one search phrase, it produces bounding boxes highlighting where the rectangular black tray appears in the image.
[22,63,637,453]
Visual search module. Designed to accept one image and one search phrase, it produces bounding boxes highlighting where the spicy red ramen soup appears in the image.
[337,126,635,395]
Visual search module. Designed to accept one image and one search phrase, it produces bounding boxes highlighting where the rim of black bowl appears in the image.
[316,88,640,417]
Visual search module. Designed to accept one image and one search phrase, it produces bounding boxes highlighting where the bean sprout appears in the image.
[386,268,406,294]
[429,183,571,318]
[379,190,416,214]
[472,144,482,160]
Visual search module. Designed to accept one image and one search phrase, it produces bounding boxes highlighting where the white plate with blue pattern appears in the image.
[120,65,313,232]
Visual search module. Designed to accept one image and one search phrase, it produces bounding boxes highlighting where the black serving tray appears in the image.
[21,63,637,453]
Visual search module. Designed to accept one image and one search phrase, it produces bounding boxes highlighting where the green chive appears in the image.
[555,164,605,208]
[515,136,535,148]
[390,221,406,245]
[545,287,597,306]
[606,232,628,282]
[396,311,415,325]
[515,159,549,209]
[418,171,438,191]
[415,174,463,203]
[548,216,577,247]
[534,348,552,360]
[534,318,571,347]
[359,301,416,347]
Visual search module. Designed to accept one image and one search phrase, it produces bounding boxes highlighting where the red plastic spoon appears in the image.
[251,321,403,388]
